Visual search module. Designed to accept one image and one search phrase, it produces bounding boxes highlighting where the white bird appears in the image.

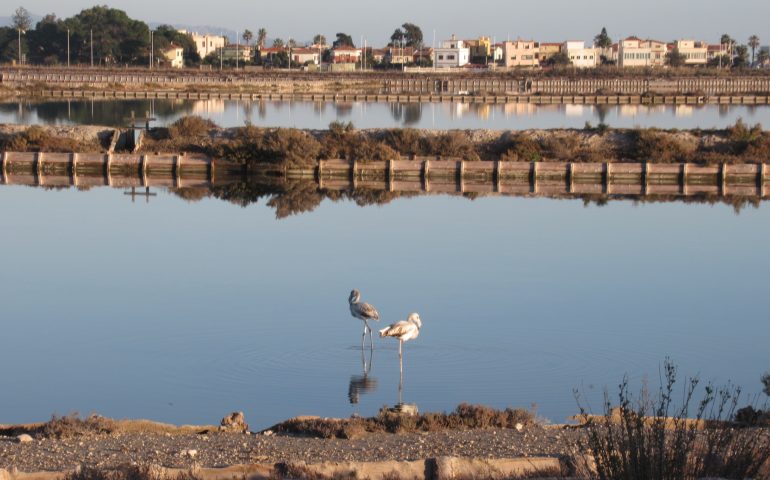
[349,289,380,347]
[379,313,422,368]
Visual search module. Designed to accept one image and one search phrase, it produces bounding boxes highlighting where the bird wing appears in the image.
[379,320,413,338]
[357,302,380,320]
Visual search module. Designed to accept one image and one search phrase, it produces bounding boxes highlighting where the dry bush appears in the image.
[497,133,543,162]
[167,115,218,139]
[421,131,479,161]
[39,413,115,439]
[383,128,422,155]
[629,129,695,163]
[4,126,83,152]
[218,125,321,167]
[271,403,535,439]
[540,133,582,160]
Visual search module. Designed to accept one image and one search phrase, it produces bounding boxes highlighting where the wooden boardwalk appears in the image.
[313,159,769,198]
[0,151,219,188]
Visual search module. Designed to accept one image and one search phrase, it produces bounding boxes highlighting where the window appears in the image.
[448,55,455,60]
[438,55,444,60]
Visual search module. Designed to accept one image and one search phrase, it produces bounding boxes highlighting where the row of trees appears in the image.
[1,6,200,66]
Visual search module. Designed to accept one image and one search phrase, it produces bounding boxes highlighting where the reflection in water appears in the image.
[348,347,377,405]
[3,98,770,129]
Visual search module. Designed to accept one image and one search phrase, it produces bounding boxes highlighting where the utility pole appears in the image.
[90,29,94,67]
[149,29,154,69]
[67,28,70,67]
[236,31,240,70]
[17,27,21,65]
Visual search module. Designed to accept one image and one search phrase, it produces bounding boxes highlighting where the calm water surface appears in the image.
[0,185,768,428]
[3,98,770,129]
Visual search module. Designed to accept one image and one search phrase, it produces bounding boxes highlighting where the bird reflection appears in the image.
[348,345,378,404]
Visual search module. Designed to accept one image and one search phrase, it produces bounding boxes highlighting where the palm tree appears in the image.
[313,34,326,46]
[748,35,760,65]
[242,29,253,47]
[257,28,267,49]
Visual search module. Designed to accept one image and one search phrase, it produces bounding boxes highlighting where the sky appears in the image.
[4,0,770,47]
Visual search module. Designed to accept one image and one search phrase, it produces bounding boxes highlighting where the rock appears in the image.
[186,449,198,458]
[515,423,524,432]
[220,411,249,433]
[262,429,274,436]
[16,434,33,444]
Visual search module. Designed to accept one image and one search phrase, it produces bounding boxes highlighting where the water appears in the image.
[3,98,770,129]
[0,183,768,429]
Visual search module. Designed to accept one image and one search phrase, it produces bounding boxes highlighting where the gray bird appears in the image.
[349,289,380,348]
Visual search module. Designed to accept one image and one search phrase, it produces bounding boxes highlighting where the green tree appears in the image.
[758,49,769,65]
[257,28,267,48]
[0,27,19,63]
[65,6,150,65]
[733,44,749,68]
[545,52,571,67]
[242,29,253,47]
[748,35,760,64]
[27,14,68,65]
[666,47,687,67]
[272,37,284,48]
[287,38,297,48]
[313,34,326,45]
[389,23,422,48]
[332,32,354,48]
[594,27,612,49]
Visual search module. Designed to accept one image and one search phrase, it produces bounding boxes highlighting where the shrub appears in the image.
[421,131,479,161]
[39,413,115,439]
[574,359,770,480]
[168,115,218,139]
[383,128,422,156]
[628,129,695,163]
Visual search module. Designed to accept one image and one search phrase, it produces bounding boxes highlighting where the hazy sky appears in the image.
[6,0,770,46]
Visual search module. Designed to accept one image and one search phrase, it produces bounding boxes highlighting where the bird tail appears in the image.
[378,327,389,337]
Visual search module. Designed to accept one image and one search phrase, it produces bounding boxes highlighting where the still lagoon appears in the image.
[0,184,768,428]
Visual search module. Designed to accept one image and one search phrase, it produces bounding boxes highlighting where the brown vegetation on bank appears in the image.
[269,403,535,440]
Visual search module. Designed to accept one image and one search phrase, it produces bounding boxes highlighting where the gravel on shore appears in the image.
[0,425,584,472]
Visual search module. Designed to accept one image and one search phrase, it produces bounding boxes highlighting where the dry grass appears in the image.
[1,125,92,152]
[168,116,218,139]
[66,465,201,480]
[270,403,535,439]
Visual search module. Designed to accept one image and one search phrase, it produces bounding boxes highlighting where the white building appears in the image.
[434,34,470,68]
[291,48,320,65]
[162,43,184,69]
[674,40,708,65]
[617,37,665,67]
[184,31,226,60]
[563,41,597,68]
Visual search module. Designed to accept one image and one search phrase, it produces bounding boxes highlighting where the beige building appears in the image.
[618,37,666,67]
[330,45,361,64]
[563,41,597,68]
[502,40,539,68]
[674,40,708,65]
[162,43,184,69]
[184,31,225,60]
[537,43,561,63]
[386,46,415,65]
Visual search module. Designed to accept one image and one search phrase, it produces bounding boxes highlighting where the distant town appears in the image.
[1,5,769,72]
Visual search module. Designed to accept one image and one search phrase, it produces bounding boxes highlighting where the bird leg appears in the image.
[399,340,403,376]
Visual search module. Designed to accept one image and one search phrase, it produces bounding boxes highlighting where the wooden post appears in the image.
[642,161,649,195]
[458,160,465,192]
[1,152,7,185]
[105,153,113,186]
[720,163,727,194]
[317,160,324,189]
[70,153,78,187]
[761,163,767,197]
[209,159,216,184]
[604,162,611,194]
[568,162,574,193]
[494,160,502,193]
[352,159,358,189]
[388,159,394,182]
[36,152,44,186]
[141,155,149,187]
[174,154,182,187]
[531,162,538,193]
[682,163,689,195]
[423,159,430,192]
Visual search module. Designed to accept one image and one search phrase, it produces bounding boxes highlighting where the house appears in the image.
[218,44,253,63]
[563,41,597,68]
[412,48,434,65]
[618,37,665,67]
[492,43,504,63]
[386,46,415,65]
[466,36,492,61]
[673,40,708,65]
[707,44,728,63]
[434,34,470,68]
[537,43,562,64]
[371,48,388,63]
[502,40,539,68]
[184,31,225,60]
[162,43,184,69]
[291,48,320,65]
[330,45,361,64]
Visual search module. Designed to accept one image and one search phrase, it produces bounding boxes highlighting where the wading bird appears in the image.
[349,289,380,348]
[379,313,422,374]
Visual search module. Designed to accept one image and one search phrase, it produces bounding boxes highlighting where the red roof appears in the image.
[333,45,359,51]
